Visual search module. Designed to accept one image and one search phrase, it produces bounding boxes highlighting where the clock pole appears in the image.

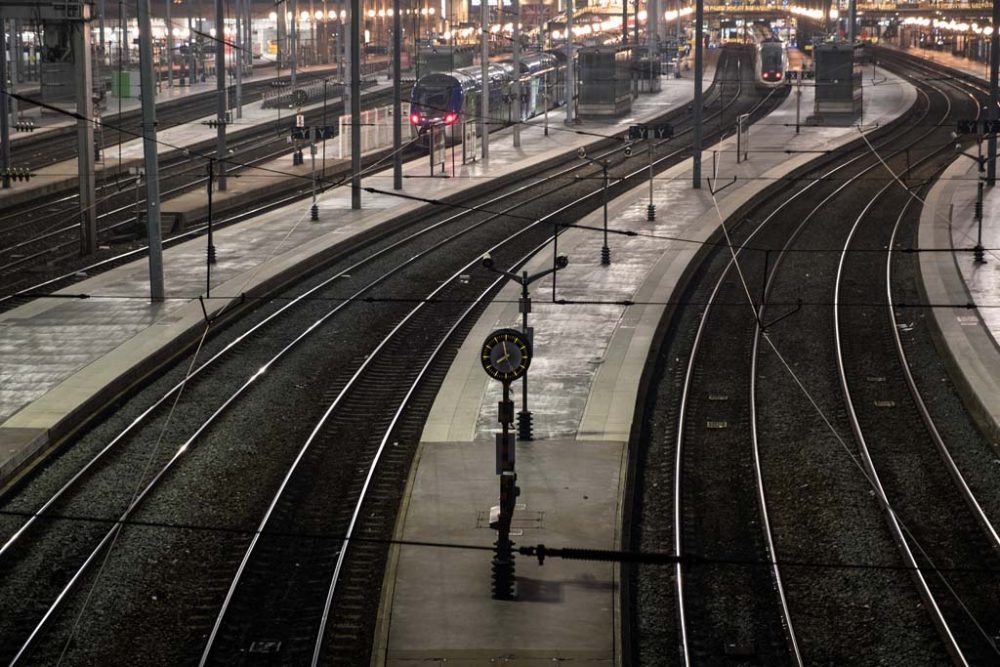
[494,379,517,600]
[481,255,569,441]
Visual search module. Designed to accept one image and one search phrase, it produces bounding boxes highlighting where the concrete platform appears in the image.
[885,43,1000,440]
[374,68,917,663]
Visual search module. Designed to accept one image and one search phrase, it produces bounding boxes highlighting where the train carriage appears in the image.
[410,51,566,145]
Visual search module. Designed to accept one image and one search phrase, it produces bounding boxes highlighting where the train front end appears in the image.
[757,41,788,86]
[410,73,464,140]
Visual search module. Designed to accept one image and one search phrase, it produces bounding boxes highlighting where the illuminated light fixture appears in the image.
[829,8,839,20]
[444,112,457,124]
[410,112,421,125]
[368,9,376,17]
[301,10,310,21]
[429,7,435,14]
[269,11,277,21]
[638,10,647,21]
[378,9,385,17]
[329,10,337,19]
[315,10,324,20]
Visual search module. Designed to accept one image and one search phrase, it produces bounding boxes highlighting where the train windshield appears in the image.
[412,74,456,118]
[761,44,783,72]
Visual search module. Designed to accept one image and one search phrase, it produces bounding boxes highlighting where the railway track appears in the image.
[0,47,783,664]
[0,84,394,300]
[7,64,345,169]
[629,50,1000,665]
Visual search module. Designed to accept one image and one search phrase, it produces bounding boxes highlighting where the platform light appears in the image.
[328,10,337,19]
[368,9,376,17]
[269,11,277,21]
[378,9,385,18]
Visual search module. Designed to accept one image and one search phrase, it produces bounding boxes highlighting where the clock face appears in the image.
[481,328,532,382]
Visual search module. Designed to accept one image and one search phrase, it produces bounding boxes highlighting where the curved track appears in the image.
[631,50,1000,665]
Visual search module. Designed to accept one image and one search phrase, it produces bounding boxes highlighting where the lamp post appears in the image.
[578,152,612,265]
[482,253,569,441]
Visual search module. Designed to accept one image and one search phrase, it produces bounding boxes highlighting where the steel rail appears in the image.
[832,178,969,667]
[671,69,944,665]
[885,205,1000,551]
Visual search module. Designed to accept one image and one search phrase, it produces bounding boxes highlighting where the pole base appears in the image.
[975,244,987,264]
[601,245,611,266]
[647,203,655,221]
[491,542,516,600]
[207,244,217,265]
[310,203,319,221]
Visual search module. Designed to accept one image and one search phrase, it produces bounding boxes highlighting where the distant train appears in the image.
[755,38,789,87]
[409,51,567,143]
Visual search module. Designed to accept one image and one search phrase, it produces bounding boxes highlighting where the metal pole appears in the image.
[277,0,287,70]
[75,13,98,255]
[0,17,10,190]
[322,79,328,179]
[137,0,165,300]
[393,0,402,188]
[206,159,216,295]
[215,0,228,190]
[188,11,196,84]
[675,0,681,78]
[565,0,574,125]
[989,0,999,184]
[291,0,299,86]
[311,127,319,220]
[351,0,361,208]
[99,0,107,68]
[848,0,856,45]
[601,163,610,265]
[513,0,521,147]
[692,0,703,189]
[622,0,628,44]
[235,0,243,119]
[647,140,655,220]
[976,145,987,263]
[519,275,531,440]
[480,0,489,159]
[166,0,173,88]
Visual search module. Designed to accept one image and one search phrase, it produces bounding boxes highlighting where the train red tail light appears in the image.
[410,113,421,125]
[444,112,457,125]
[762,72,770,80]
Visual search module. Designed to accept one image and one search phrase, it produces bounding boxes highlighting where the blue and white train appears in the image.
[409,51,567,143]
